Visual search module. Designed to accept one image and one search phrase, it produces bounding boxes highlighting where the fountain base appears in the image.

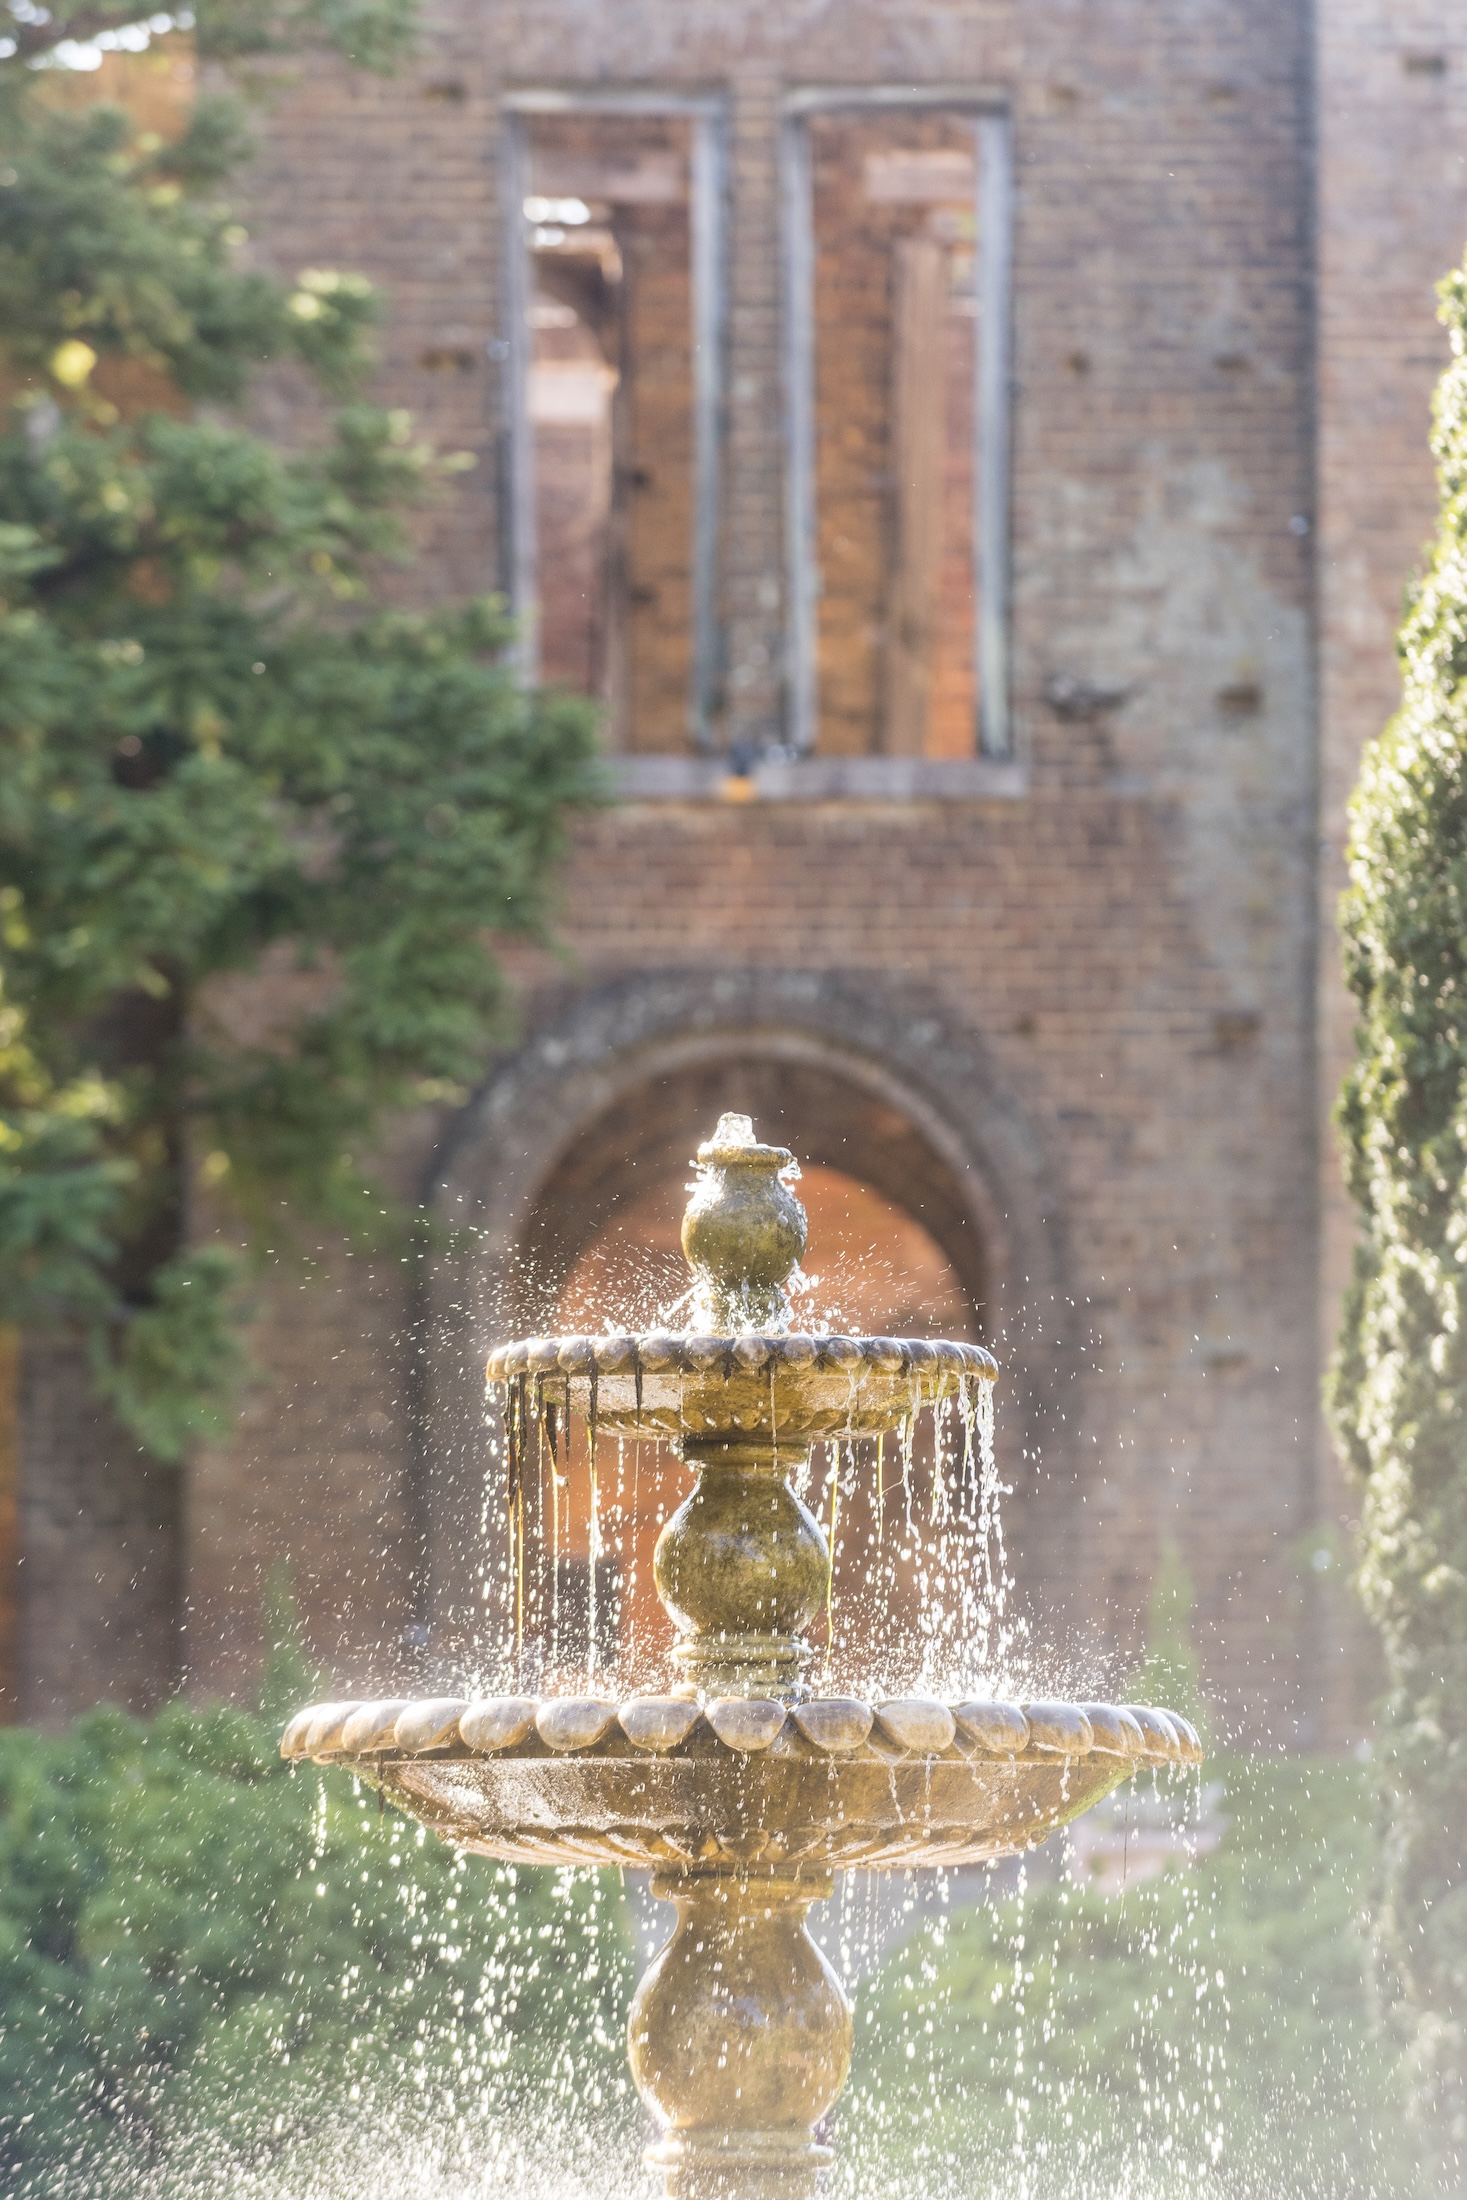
[646,2134,832,2200]
[630,1871,849,2200]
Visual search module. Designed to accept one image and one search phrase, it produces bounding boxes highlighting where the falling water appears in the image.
[11,1164,1394,2200]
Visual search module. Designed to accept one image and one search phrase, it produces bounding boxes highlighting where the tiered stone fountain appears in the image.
[283,1114,1200,2198]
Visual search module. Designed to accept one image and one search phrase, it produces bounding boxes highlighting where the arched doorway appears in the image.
[419,969,1063,1674]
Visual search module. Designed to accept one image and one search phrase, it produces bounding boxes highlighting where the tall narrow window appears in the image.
[502,96,726,752]
[782,98,1012,758]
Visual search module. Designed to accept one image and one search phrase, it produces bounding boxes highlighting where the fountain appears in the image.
[282,1114,1201,2197]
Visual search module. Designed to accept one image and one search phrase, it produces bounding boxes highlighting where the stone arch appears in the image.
[417,969,1067,1649]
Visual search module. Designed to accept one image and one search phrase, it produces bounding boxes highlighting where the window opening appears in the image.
[782,97,1012,759]
[502,96,726,752]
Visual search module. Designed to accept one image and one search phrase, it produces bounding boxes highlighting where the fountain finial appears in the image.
[681,1112,807,1332]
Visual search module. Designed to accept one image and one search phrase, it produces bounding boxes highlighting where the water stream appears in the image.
[5,1160,1390,2200]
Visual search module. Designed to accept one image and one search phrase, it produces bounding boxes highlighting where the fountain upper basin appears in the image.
[486,1333,996,1441]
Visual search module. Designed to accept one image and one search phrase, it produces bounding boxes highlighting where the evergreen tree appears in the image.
[1331,260,1467,2188]
[0,0,599,1458]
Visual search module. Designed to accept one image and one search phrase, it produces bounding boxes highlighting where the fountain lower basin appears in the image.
[378,1751,1131,1872]
[284,1688,1198,2196]
[283,1691,1198,1872]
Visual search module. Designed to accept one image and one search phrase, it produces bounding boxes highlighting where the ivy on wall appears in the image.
[1331,257,1467,2190]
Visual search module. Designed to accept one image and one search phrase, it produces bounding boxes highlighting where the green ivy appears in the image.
[1330,258,1467,2189]
[0,2,602,1458]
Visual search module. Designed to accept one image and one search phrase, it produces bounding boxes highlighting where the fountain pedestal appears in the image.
[630,1871,850,2200]
[656,1440,828,1702]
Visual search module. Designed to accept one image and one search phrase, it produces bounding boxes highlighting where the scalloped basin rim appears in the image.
[485,1332,997,1438]
[284,1693,1202,1772]
[487,1332,996,1382]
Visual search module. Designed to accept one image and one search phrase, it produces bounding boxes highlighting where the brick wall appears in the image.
[27,0,1433,1749]
[142,0,1330,1746]
[20,1336,181,1718]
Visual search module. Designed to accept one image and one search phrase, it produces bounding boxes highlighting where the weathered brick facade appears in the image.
[18,1,1467,1743]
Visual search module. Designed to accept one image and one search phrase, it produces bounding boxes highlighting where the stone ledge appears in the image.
[608,754,1030,804]
[282,1692,1203,1769]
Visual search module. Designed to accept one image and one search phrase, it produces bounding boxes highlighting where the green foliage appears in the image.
[1330,257,1467,2188]
[0,102,374,400]
[842,1758,1397,2199]
[0,1692,634,2194]
[1,0,415,73]
[0,1614,1394,2200]
[0,6,601,1458]
[91,1245,246,1458]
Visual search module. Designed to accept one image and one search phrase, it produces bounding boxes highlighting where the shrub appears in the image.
[0,1696,634,2194]
[841,1757,1398,2198]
